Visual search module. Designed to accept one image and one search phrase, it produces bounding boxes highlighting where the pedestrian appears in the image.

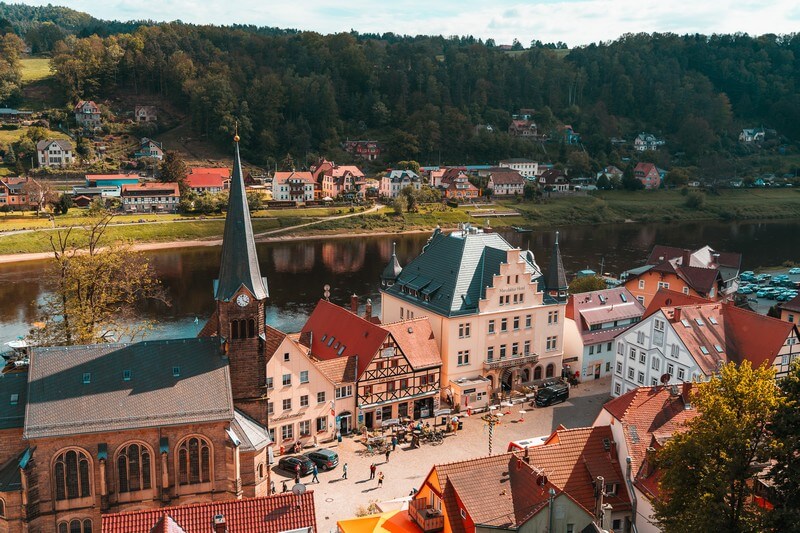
[282,480,288,493]
[378,471,384,488]
[311,464,319,483]
[270,480,276,494]
[342,463,348,479]
[385,449,391,462]
[392,435,398,450]
[294,472,300,485]
[295,462,301,479]
[369,463,376,480]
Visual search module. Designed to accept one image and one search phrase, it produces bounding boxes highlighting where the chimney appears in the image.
[365,298,373,321]
[645,447,657,477]
[213,514,227,533]
[673,307,681,322]
[682,382,692,409]
[682,249,691,267]
[594,476,605,519]
[609,441,617,463]
[350,294,358,314]
[601,503,613,531]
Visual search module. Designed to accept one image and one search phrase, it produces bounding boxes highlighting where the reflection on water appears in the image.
[1,219,799,344]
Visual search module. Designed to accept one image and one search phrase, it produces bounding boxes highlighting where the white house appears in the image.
[633,133,665,152]
[272,171,314,202]
[379,170,421,199]
[498,158,539,178]
[739,128,765,143]
[487,170,526,196]
[36,139,74,168]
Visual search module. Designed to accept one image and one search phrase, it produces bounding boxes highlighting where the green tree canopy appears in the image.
[568,275,607,294]
[767,360,800,531]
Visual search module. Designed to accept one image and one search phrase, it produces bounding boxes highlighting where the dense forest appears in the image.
[1,3,799,171]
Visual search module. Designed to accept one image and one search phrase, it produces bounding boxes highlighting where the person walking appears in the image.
[282,480,288,493]
[311,464,319,483]
[294,472,300,485]
[342,463,348,479]
[392,435,398,451]
[270,480,276,495]
[295,462,301,478]
[378,471,384,488]
[385,449,391,462]
[369,463,376,480]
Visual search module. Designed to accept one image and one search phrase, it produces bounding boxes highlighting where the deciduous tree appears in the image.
[568,275,606,294]
[767,360,800,531]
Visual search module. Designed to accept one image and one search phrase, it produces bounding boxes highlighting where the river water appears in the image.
[1,219,798,344]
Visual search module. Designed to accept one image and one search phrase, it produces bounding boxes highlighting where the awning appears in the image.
[434,409,452,416]
[381,418,400,427]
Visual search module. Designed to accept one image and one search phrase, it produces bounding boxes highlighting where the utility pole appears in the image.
[481,409,501,455]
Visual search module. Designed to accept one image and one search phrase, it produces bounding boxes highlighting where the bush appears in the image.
[685,191,706,209]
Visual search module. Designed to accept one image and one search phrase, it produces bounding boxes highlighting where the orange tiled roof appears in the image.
[382,318,442,370]
[643,288,710,319]
[313,355,358,384]
[189,167,230,178]
[102,492,316,533]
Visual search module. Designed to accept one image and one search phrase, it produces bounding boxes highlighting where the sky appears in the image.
[17,0,800,46]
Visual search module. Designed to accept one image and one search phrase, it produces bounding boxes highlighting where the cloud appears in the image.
[17,0,800,46]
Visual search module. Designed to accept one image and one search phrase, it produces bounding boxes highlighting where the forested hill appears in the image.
[1,3,799,171]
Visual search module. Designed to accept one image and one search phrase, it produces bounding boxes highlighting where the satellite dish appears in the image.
[323,284,331,291]
[292,483,307,495]
[660,373,671,384]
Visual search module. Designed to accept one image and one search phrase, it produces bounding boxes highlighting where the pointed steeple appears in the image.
[381,242,403,288]
[545,231,567,299]
[215,134,268,301]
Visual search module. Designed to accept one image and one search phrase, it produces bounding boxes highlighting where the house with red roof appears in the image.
[186,167,230,194]
[594,384,699,533]
[102,492,317,533]
[564,287,645,382]
[273,171,314,202]
[74,100,102,129]
[299,298,442,430]
[779,293,800,325]
[611,298,800,397]
[633,163,661,189]
[312,159,365,199]
[121,182,181,213]
[409,425,632,533]
[487,169,526,196]
[622,244,742,307]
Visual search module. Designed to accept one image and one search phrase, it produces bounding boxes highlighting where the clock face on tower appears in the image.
[235,293,251,307]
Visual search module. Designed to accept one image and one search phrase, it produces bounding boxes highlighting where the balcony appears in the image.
[484,352,539,371]
[408,498,444,532]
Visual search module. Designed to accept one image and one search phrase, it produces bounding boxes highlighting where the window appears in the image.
[336,385,353,399]
[617,343,624,355]
[616,361,623,374]
[512,342,519,355]
[300,371,309,383]
[299,420,311,436]
[317,391,326,403]
[654,319,665,331]
[400,378,409,390]
[117,443,152,493]
[282,374,291,386]
[671,344,680,358]
[637,331,645,344]
[548,311,559,324]
[614,383,621,395]
[667,363,674,375]
[300,395,309,407]
[524,340,531,355]
[458,323,471,338]
[638,279,645,290]
[629,347,636,360]
[651,378,658,386]
[589,345,595,355]
[57,520,93,533]
[282,398,292,410]
[637,371,645,384]
[658,281,670,289]
[457,350,470,366]
[513,316,520,330]
[639,351,646,364]
[682,287,690,295]
[606,362,611,372]
[281,425,294,441]
[652,358,660,371]
[316,417,327,432]
[284,352,290,362]
[628,368,635,379]
[487,346,494,361]
[501,318,508,332]
[546,336,557,351]
[54,449,91,500]
[488,320,495,334]
[607,342,612,352]
[266,377,274,389]
[267,402,274,415]
[678,367,685,380]
[177,437,212,486]
[525,315,532,328]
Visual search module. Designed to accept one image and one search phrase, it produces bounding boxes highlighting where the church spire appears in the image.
[215,133,268,301]
[381,241,403,288]
[545,231,567,301]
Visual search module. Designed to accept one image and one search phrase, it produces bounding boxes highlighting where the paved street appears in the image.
[271,377,613,532]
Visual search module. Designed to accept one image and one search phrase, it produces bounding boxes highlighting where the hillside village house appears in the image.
[634,162,661,189]
[121,182,180,213]
[134,137,164,160]
[611,292,800,396]
[312,160,365,199]
[739,128,765,143]
[498,158,539,178]
[0,108,32,124]
[380,227,568,403]
[343,139,380,160]
[272,171,314,202]
[441,173,479,199]
[539,169,569,192]
[633,133,665,151]
[74,100,102,129]
[134,105,157,122]
[300,299,443,430]
[779,294,800,324]
[0,140,275,533]
[622,245,741,307]
[186,167,230,194]
[563,287,645,382]
[594,384,699,533]
[0,177,38,209]
[36,139,74,167]
[379,169,421,199]
[487,169,526,196]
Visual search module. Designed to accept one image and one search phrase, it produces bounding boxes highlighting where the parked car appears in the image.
[277,455,315,476]
[304,448,339,471]
[535,383,570,407]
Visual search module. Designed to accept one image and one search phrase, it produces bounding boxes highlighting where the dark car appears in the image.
[277,455,315,476]
[304,448,339,471]
[535,383,570,407]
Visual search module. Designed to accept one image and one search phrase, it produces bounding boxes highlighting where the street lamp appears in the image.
[481,408,501,456]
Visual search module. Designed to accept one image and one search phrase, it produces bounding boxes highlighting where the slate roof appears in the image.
[0,450,24,493]
[569,287,644,330]
[24,338,233,439]
[35,139,73,151]
[381,242,403,283]
[230,409,272,452]
[121,183,180,196]
[215,141,268,302]
[0,370,28,430]
[488,171,525,185]
[382,318,442,370]
[545,233,567,292]
[102,492,317,533]
[383,229,542,317]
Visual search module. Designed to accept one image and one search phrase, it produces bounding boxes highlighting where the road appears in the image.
[271,377,613,533]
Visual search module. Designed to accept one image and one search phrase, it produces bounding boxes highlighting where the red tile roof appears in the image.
[274,171,314,184]
[642,288,710,319]
[102,492,317,533]
[780,294,800,314]
[313,355,358,384]
[382,318,442,370]
[488,171,525,185]
[185,173,227,189]
[189,167,230,178]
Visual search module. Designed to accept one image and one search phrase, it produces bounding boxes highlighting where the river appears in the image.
[1,219,798,345]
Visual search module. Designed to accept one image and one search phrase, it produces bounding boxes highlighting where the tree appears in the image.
[654,361,781,533]
[246,191,263,211]
[396,160,420,174]
[621,164,644,191]
[159,151,187,187]
[75,136,94,163]
[568,276,606,294]
[767,360,800,531]
[22,178,54,214]
[523,183,538,201]
[685,191,706,209]
[392,194,407,215]
[596,174,611,190]
[665,168,690,188]
[29,212,167,346]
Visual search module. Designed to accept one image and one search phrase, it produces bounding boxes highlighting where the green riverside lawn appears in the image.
[1,189,799,255]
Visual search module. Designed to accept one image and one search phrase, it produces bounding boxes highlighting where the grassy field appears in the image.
[0,126,70,145]
[20,58,53,83]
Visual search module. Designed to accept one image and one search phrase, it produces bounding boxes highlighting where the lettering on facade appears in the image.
[499,286,525,294]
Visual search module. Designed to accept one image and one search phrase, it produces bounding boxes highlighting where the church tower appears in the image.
[545,231,568,302]
[201,134,270,423]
